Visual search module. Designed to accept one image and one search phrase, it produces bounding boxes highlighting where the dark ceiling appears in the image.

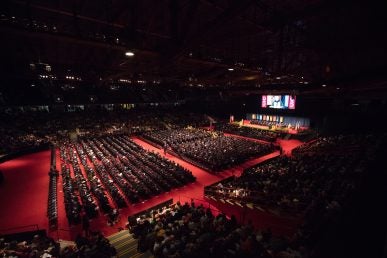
[1,0,387,94]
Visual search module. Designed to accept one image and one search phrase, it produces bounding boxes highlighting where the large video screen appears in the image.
[261,95,296,109]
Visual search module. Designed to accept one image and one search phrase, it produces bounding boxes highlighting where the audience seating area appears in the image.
[58,135,196,225]
[0,232,60,257]
[215,123,278,142]
[129,201,303,258]
[69,231,118,258]
[204,134,385,255]
[0,229,117,257]
[0,110,209,156]
[206,134,383,213]
[142,128,275,171]
[291,134,367,155]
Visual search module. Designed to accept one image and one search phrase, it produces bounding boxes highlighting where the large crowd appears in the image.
[291,135,367,155]
[0,230,118,258]
[0,109,209,156]
[58,135,195,225]
[215,123,278,142]
[208,154,358,213]
[129,201,304,258]
[204,134,386,256]
[0,233,60,258]
[207,134,382,213]
[142,129,275,171]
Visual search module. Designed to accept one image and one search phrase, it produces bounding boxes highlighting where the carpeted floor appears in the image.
[0,136,303,240]
[276,138,303,156]
[0,150,51,235]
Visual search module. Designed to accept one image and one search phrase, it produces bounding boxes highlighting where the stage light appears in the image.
[322,84,326,87]
[336,87,340,90]
[228,68,234,71]
[125,51,134,57]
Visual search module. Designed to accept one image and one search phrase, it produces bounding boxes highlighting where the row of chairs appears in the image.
[47,169,58,229]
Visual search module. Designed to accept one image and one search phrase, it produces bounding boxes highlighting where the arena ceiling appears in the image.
[1,0,387,95]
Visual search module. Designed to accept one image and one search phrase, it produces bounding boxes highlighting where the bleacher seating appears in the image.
[205,134,384,214]
[129,201,302,258]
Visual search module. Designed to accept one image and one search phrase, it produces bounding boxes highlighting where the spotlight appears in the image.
[125,51,135,57]
[228,68,234,71]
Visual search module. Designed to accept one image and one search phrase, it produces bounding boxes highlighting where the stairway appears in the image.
[107,230,153,258]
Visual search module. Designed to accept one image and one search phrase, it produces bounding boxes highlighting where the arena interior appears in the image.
[1,1,387,258]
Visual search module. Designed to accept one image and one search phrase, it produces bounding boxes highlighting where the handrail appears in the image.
[0,224,40,234]
[56,228,79,232]
[177,195,223,214]
[128,198,174,221]
[54,227,82,241]
[204,176,235,190]
[204,189,306,216]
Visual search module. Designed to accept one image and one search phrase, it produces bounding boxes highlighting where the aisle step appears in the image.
[107,230,153,258]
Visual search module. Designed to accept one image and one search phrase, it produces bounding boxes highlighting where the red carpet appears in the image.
[205,198,301,236]
[0,136,301,240]
[0,150,51,235]
[276,138,303,155]
[220,131,303,156]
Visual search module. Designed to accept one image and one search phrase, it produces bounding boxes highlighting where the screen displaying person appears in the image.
[271,95,284,108]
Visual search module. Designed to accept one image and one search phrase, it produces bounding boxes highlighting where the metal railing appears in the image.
[0,224,40,235]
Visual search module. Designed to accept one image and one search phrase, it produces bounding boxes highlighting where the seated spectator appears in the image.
[128,201,299,258]
[143,128,275,171]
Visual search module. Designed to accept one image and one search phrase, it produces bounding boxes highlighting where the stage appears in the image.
[237,120,306,135]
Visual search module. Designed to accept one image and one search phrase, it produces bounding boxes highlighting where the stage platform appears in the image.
[239,120,307,135]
